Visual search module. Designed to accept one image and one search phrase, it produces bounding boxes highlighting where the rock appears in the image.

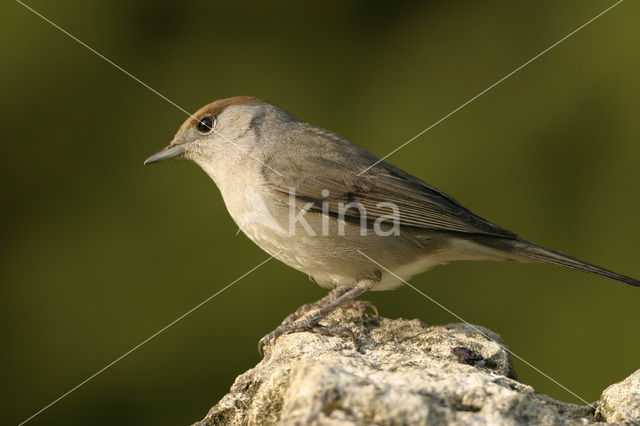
[194,304,635,425]
[596,369,640,423]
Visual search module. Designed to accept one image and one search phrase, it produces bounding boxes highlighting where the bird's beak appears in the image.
[143,144,185,165]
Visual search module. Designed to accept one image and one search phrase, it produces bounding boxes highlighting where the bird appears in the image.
[144,96,639,353]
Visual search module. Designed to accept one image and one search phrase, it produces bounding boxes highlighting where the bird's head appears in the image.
[144,96,273,168]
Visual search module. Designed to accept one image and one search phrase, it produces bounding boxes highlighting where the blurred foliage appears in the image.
[2,1,639,424]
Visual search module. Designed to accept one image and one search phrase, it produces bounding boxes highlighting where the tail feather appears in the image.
[475,236,640,287]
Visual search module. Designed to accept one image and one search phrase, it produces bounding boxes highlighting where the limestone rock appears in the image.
[596,368,640,423]
[194,304,634,425]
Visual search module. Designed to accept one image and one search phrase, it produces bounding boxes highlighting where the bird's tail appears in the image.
[475,236,640,287]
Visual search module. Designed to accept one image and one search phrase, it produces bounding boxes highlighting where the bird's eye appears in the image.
[197,116,216,134]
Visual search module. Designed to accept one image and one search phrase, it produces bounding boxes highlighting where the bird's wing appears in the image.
[263,156,516,238]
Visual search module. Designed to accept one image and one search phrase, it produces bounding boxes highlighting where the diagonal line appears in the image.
[14,0,284,177]
[358,0,624,176]
[357,249,595,408]
[18,253,280,426]
[14,0,191,116]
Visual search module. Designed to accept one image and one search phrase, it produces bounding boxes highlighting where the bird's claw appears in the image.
[258,321,357,355]
[347,300,379,317]
[312,325,356,344]
[257,333,274,355]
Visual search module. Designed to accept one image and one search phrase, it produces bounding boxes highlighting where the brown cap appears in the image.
[179,96,269,133]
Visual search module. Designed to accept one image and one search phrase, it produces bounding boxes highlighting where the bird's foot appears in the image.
[258,284,373,355]
[345,300,379,317]
[279,287,349,326]
[258,319,355,355]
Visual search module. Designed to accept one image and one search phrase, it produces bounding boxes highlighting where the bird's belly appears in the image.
[240,219,447,291]
[223,190,451,290]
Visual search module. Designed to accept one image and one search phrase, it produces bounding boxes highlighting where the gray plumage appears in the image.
[145,96,638,350]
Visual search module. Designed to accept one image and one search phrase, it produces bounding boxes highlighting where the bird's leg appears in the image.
[279,286,350,326]
[280,288,379,327]
[258,281,374,354]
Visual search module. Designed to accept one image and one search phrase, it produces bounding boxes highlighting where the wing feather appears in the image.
[264,156,516,238]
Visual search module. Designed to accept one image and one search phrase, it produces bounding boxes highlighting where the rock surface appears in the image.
[596,369,640,423]
[195,304,640,425]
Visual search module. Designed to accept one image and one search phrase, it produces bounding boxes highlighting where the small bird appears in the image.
[145,96,638,352]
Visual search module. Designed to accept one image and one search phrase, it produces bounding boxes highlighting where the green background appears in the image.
[2,1,639,424]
